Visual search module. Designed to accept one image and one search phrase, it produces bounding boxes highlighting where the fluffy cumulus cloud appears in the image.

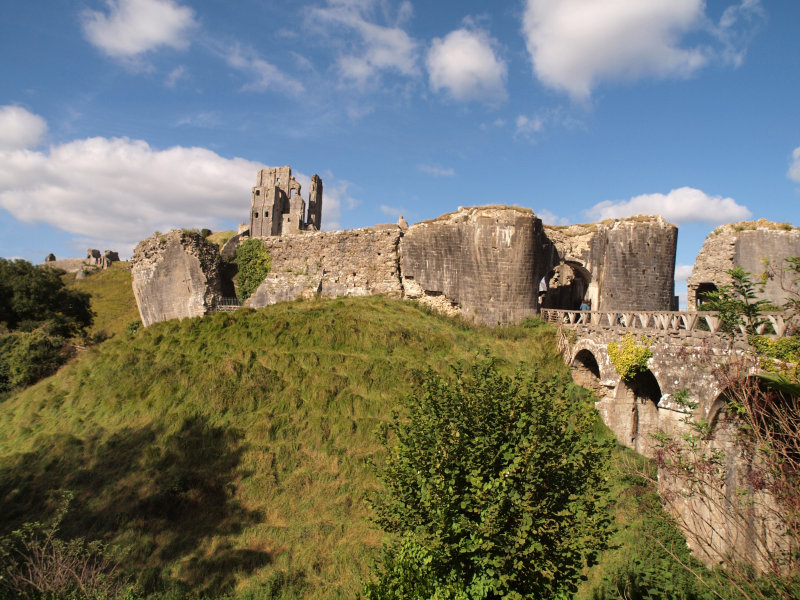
[0,106,352,252]
[522,0,761,100]
[585,186,752,225]
[81,0,197,58]
[0,105,47,151]
[426,28,507,103]
[309,0,419,87]
[789,146,800,183]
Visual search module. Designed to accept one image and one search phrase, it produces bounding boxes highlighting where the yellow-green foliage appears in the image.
[752,335,800,382]
[67,262,139,338]
[608,335,653,381]
[0,296,563,599]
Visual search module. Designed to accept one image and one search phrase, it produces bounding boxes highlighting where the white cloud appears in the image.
[585,186,752,225]
[426,28,507,103]
[536,209,569,226]
[789,146,800,183]
[674,264,693,282]
[0,107,357,252]
[521,0,761,100]
[165,65,186,87]
[224,45,305,96]
[418,164,455,177]
[0,105,47,151]
[310,0,419,88]
[81,0,197,58]
[515,114,545,139]
[380,205,406,219]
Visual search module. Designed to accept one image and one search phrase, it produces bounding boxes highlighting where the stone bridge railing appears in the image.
[540,309,794,337]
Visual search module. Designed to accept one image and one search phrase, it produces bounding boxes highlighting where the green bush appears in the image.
[0,328,67,392]
[235,239,271,301]
[364,357,612,600]
[608,335,653,381]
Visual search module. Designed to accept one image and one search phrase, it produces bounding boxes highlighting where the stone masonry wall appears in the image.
[131,231,223,327]
[544,216,677,312]
[399,206,552,325]
[246,226,403,308]
[688,221,800,309]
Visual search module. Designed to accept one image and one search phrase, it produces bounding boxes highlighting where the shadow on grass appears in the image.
[0,414,269,595]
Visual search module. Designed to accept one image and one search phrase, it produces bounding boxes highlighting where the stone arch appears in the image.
[540,260,592,310]
[614,369,663,457]
[571,348,602,394]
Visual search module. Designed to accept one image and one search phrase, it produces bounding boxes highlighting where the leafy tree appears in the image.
[235,239,271,301]
[699,267,772,340]
[364,357,612,600]
[0,258,93,336]
[0,258,93,392]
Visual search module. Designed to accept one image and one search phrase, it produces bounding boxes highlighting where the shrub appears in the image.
[608,335,653,381]
[0,327,68,392]
[235,239,271,301]
[364,357,612,600]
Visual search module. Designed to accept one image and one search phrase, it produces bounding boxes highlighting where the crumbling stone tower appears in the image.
[250,166,322,237]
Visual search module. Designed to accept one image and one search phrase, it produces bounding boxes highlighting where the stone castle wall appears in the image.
[131,207,680,327]
[247,226,403,308]
[400,206,551,325]
[688,222,800,309]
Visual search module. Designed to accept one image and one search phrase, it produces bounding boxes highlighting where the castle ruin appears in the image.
[249,166,322,236]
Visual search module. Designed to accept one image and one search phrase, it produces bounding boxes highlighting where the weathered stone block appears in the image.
[131,230,224,326]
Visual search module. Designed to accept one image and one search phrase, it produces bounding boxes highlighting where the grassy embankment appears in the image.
[66,262,140,339]
[0,296,575,598]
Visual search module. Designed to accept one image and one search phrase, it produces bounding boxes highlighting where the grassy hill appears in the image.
[0,297,571,599]
[65,262,140,339]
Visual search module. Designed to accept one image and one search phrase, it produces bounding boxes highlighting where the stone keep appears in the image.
[250,166,322,237]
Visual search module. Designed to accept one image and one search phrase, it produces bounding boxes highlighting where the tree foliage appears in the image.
[0,258,92,336]
[0,259,93,393]
[699,267,773,340]
[364,357,612,600]
[234,239,271,301]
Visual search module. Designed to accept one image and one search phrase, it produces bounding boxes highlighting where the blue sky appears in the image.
[1,0,799,305]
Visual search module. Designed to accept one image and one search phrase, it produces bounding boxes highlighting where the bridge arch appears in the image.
[571,348,602,394]
[614,369,663,457]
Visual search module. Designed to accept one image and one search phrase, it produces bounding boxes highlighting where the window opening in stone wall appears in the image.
[256,190,260,196]
[254,212,259,218]
[696,282,718,308]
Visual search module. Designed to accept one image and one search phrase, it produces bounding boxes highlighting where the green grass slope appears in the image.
[66,262,140,338]
[0,297,565,599]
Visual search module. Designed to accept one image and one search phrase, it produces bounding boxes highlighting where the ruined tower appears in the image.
[249,166,322,237]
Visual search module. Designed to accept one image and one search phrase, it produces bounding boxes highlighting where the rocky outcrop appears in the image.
[247,227,403,308]
[400,206,552,325]
[688,220,800,309]
[131,230,224,326]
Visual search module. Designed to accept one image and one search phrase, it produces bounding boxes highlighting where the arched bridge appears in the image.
[541,308,792,457]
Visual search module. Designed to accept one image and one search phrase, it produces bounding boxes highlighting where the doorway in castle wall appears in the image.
[540,261,591,311]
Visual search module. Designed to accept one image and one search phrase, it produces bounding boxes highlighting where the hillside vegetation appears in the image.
[0,297,570,598]
[66,262,139,338]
